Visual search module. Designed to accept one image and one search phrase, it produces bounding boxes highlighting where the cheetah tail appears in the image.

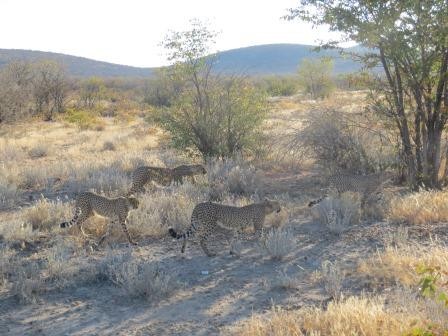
[60,208,81,228]
[168,227,194,239]
[308,197,325,207]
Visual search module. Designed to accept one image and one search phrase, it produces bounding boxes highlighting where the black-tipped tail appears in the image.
[308,197,324,207]
[168,228,177,238]
[60,222,69,228]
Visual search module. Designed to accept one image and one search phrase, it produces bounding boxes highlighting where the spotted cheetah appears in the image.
[168,199,281,257]
[127,164,207,196]
[308,172,393,207]
[60,192,139,246]
[127,166,174,196]
[172,164,207,185]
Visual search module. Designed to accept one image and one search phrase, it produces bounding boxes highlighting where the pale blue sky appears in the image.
[1,0,343,67]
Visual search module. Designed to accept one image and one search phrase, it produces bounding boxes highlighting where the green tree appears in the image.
[297,57,334,99]
[158,20,267,158]
[287,0,448,189]
[80,77,104,109]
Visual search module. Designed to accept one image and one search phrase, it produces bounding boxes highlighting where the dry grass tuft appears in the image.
[99,251,181,301]
[28,144,49,159]
[358,241,448,287]
[311,192,360,234]
[102,140,116,151]
[238,295,429,336]
[321,260,345,299]
[260,227,295,261]
[23,197,72,232]
[388,190,448,225]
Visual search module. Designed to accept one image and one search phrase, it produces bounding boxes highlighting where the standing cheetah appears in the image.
[60,192,139,246]
[169,199,281,257]
[308,172,393,207]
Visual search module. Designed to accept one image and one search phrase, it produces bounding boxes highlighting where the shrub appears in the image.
[321,260,345,299]
[64,108,102,130]
[310,192,361,234]
[159,21,268,158]
[102,141,116,151]
[260,228,295,261]
[297,57,335,99]
[206,158,263,200]
[261,76,297,97]
[99,251,180,301]
[28,144,49,159]
[292,109,388,175]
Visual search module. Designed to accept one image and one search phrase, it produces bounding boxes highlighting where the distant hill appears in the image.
[213,44,363,75]
[0,44,364,78]
[0,49,154,77]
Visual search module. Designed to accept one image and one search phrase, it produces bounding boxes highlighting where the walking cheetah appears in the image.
[127,166,174,196]
[127,164,207,196]
[172,164,207,185]
[60,192,139,246]
[308,172,393,207]
[168,199,281,257]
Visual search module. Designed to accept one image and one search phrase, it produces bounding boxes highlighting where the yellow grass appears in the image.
[358,242,448,287]
[239,296,422,336]
[388,190,448,225]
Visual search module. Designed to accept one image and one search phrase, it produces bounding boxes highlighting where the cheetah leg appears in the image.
[229,230,242,256]
[200,236,216,257]
[181,237,187,253]
[97,219,114,246]
[119,216,137,246]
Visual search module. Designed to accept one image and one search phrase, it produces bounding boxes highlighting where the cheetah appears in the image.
[308,172,393,207]
[60,192,139,246]
[127,166,174,196]
[168,199,281,257]
[172,164,207,185]
[127,164,207,196]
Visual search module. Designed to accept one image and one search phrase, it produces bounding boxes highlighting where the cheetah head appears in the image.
[263,199,281,214]
[127,197,140,209]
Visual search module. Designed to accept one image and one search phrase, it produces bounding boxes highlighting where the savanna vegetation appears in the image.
[1,4,448,335]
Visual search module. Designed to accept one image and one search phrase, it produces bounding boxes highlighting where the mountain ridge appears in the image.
[0,44,363,77]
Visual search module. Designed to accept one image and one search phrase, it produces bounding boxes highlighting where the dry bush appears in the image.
[321,260,345,299]
[260,227,295,261]
[0,245,15,288]
[23,197,72,232]
[388,190,448,225]
[290,108,392,175]
[45,238,77,287]
[99,251,180,301]
[310,192,360,234]
[271,270,301,290]
[0,216,36,242]
[382,226,409,248]
[128,184,206,238]
[239,295,427,336]
[11,262,44,304]
[358,241,448,287]
[0,139,26,162]
[207,158,263,200]
[0,175,20,210]
[28,144,49,159]
[102,140,116,151]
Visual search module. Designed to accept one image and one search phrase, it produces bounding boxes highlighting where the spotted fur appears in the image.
[60,192,139,245]
[169,199,281,257]
[127,164,206,196]
[308,172,393,207]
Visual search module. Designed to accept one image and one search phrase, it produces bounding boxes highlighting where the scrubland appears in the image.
[0,91,447,336]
